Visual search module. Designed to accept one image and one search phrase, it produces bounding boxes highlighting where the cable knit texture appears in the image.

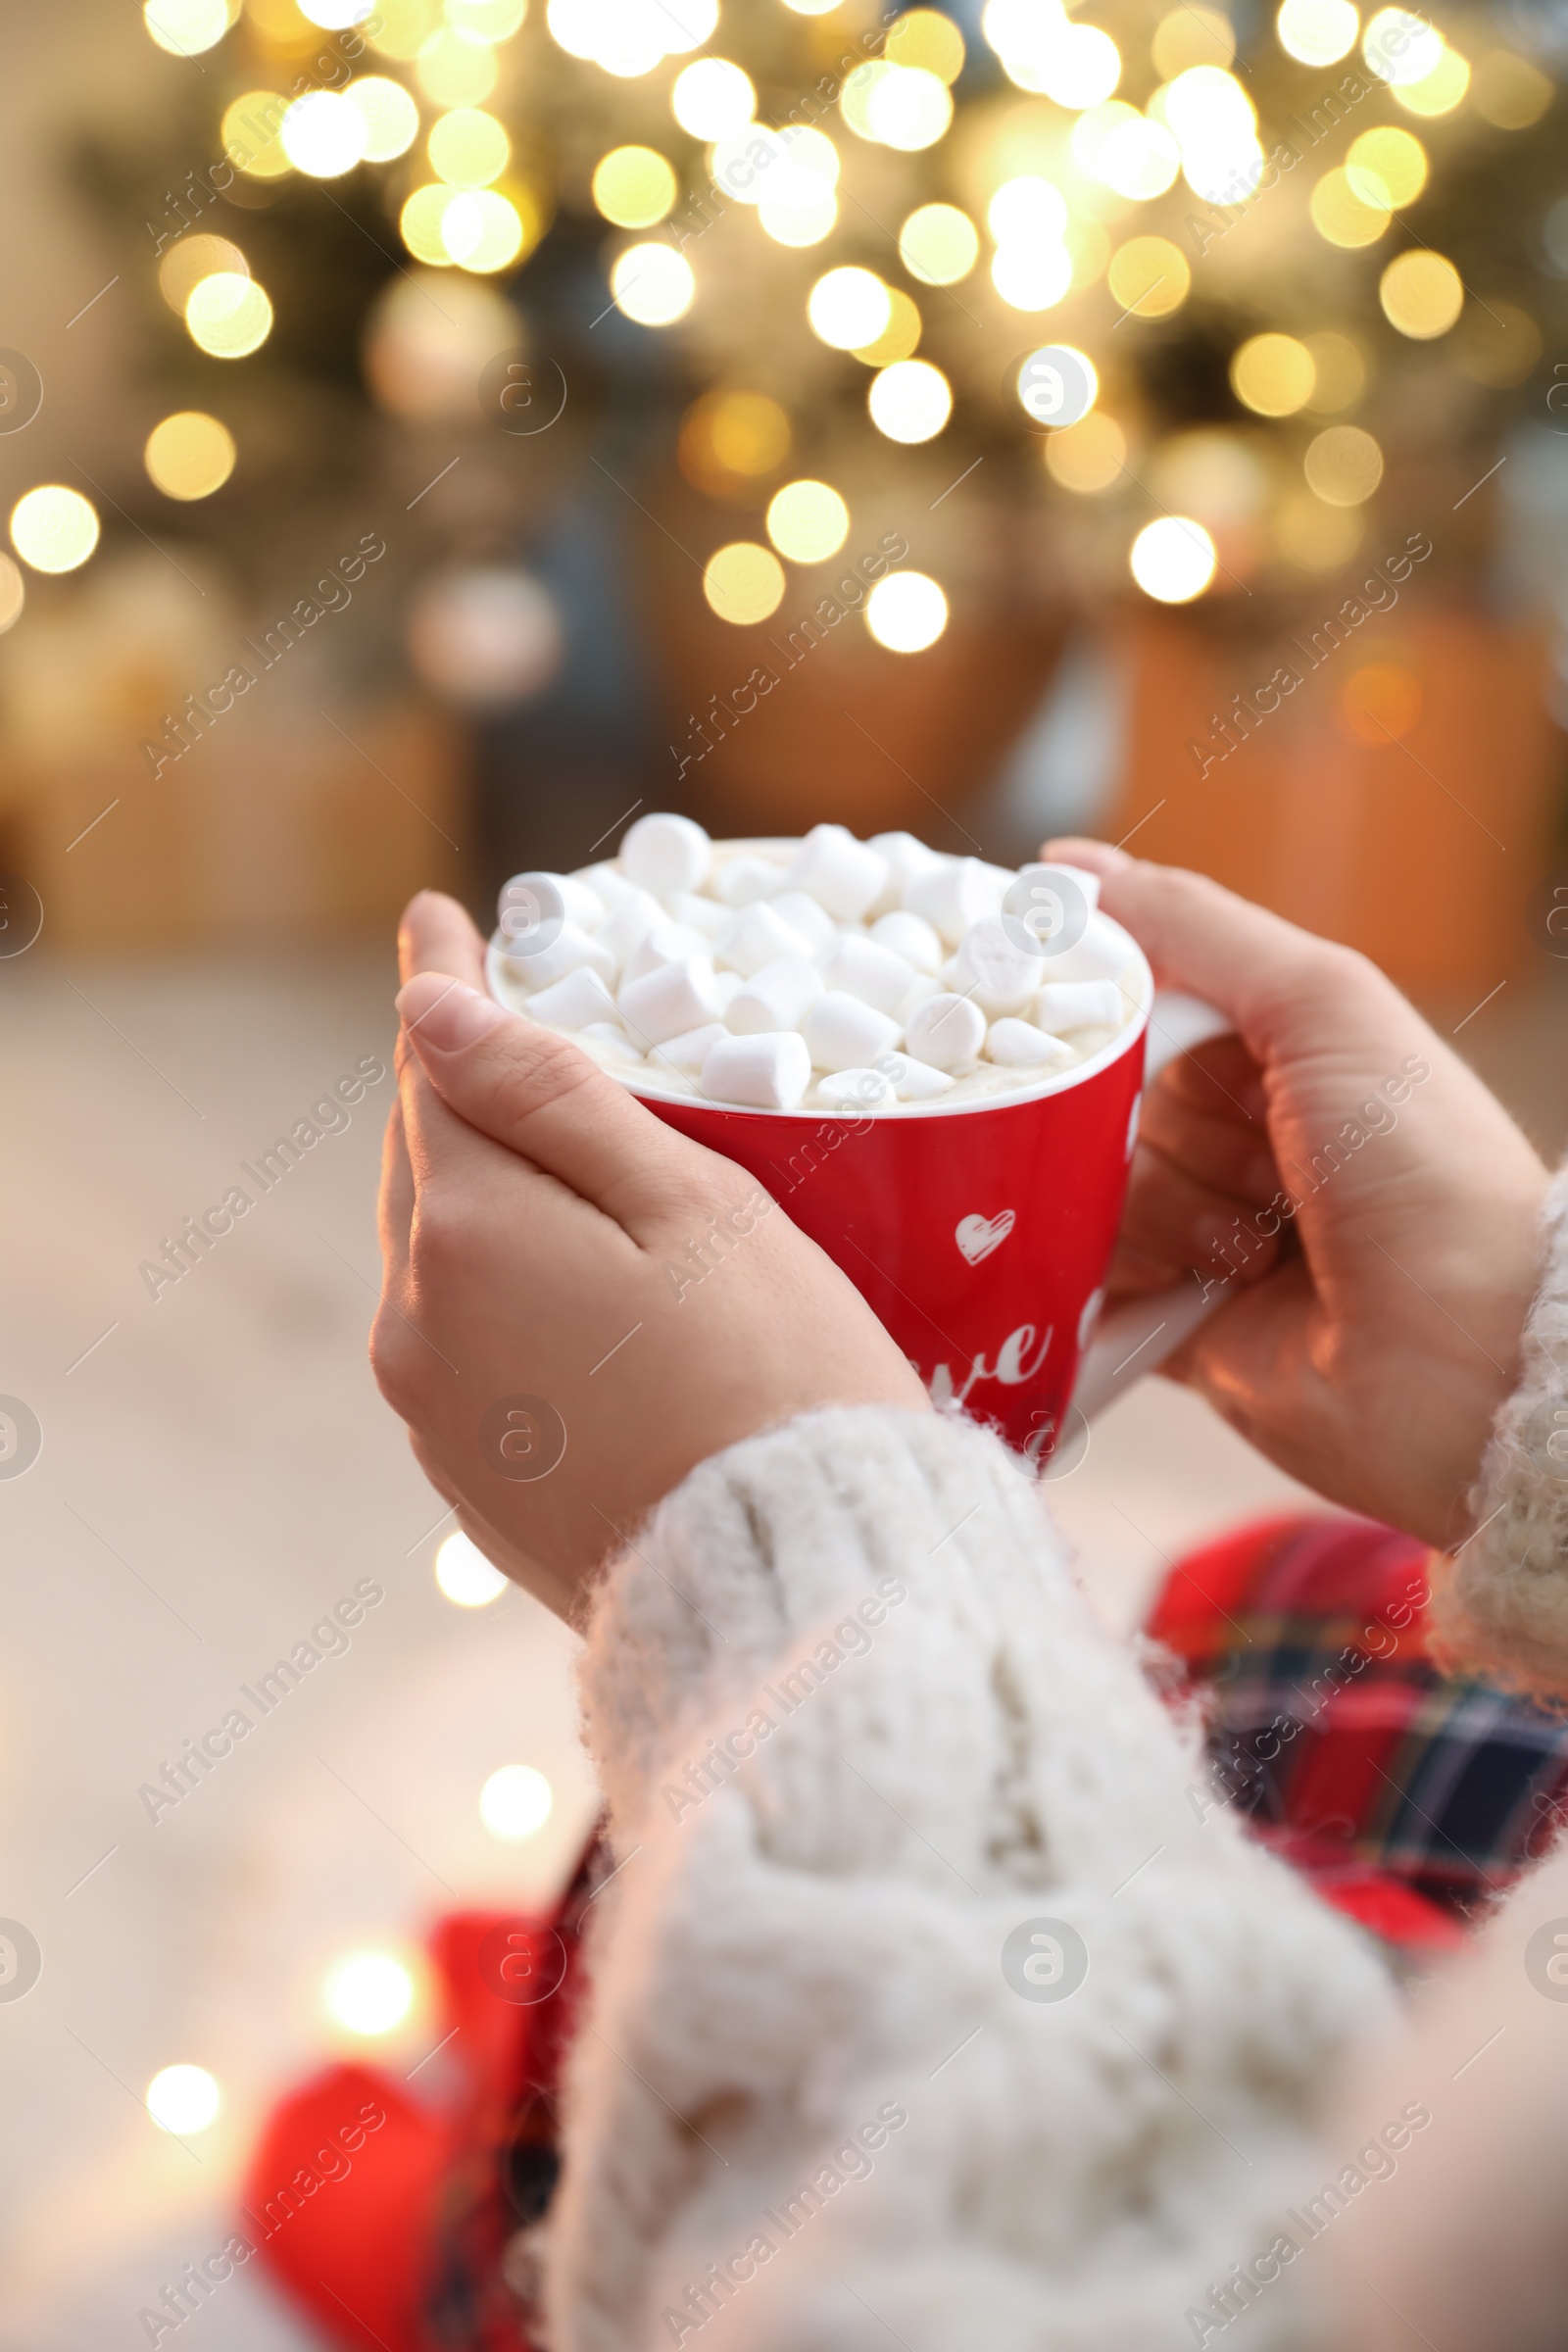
[545,1406,1390,2352]
[1430,1158,1568,1692]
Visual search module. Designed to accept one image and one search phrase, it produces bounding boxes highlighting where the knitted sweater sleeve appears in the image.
[1430,1159,1568,1691]
[543,1404,1388,2352]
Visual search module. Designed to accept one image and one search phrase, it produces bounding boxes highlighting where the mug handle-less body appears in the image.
[1070,993,1234,1423]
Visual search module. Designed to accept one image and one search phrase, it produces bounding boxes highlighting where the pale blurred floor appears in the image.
[2,947,1562,2348]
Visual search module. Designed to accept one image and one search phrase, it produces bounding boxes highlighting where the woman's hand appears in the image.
[372,892,927,1620]
[1049,839,1549,1549]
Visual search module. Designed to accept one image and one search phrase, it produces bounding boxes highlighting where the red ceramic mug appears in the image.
[637,928,1150,1464]
[488,864,1154,1465]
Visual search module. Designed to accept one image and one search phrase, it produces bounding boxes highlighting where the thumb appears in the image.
[395,973,700,1235]
[1042,838,1408,1063]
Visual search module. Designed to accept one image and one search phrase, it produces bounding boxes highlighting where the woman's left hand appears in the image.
[372,892,928,1620]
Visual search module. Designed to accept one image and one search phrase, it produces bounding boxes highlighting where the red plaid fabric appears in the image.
[1148,1513,1568,1953]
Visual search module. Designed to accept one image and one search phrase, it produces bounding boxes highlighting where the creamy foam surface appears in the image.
[485,820,1149,1116]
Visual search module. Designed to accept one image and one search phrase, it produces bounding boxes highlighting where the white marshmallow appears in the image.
[986,1017,1075,1068]
[801,990,903,1073]
[1040,913,1126,983]
[1013,858,1101,914]
[904,857,1009,946]
[899,971,942,1022]
[714,900,815,977]
[524,967,620,1031]
[701,1032,810,1110]
[573,860,641,912]
[594,889,665,976]
[868,830,944,916]
[819,935,916,1017]
[650,1021,727,1075]
[618,956,724,1046]
[726,955,823,1036]
[786,822,889,921]
[951,916,1047,1015]
[817,1067,897,1110]
[502,920,613,991]
[670,890,730,938]
[870,908,943,973]
[620,810,712,896]
[710,970,744,1012]
[499,869,604,936]
[623,919,711,986]
[579,1022,644,1065]
[767,891,837,955]
[711,854,789,907]
[905,992,986,1071]
[1033,979,1127,1033]
[881,1052,955,1102]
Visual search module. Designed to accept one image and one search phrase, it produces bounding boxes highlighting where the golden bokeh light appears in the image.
[1362,5,1443,83]
[612,241,696,324]
[1152,3,1235,76]
[1044,411,1127,493]
[1275,488,1364,571]
[1037,22,1123,109]
[867,358,951,443]
[434,1530,509,1605]
[1309,166,1390,246]
[593,145,678,227]
[899,202,980,285]
[1303,423,1384,505]
[808,266,891,350]
[865,569,948,652]
[145,411,237,500]
[0,555,24,637]
[447,0,526,33]
[146,2065,222,2134]
[348,76,420,161]
[1379,248,1463,337]
[1129,515,1215,601]
[860,63,955,150]
[11,486,101,575]
[145,0,230,56]
[886,8,965,80]
[323,1950,416,2037]
[222,91,293,178]
[992,243,1073,310]
[1275,0,1358,66]
[1106,234,1191,318]
[366,0,438,56]
[988,174,1068,245]
[671,58,755,139]
[1346,125,1427,207]
[245,0,313,41]
[185,272,274,357]
[401,182,458,264]
[1472,49,1553,127]
[678,390,790,496]
[1303,330,1368,411]
[416,24,499,104]
[704,541,786,624]
[852,287,922,368]
[480,1764,554,1840]
[1074,102,1181,200]
[442,187,526,270]
[428,107,510,184]
[159,235,249,313]
[759,180,838,248]
[1392,44,1470,114]
[1230,332,1316,416]
[280,88,368,175]
[766,479,851,564]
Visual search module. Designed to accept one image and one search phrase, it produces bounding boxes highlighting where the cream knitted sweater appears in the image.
[545,1406,1393,2352]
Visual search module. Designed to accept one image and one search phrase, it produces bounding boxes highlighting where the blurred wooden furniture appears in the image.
[1099,608,1562,996]
[0,698,467,951]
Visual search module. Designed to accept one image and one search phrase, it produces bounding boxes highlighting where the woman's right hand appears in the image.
[1048,839,1549,1549]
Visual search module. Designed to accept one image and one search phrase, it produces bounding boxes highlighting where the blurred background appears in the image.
[3,0,1568,2341]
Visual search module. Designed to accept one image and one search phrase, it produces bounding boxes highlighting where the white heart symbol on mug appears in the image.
[956,1209,1015,1266]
